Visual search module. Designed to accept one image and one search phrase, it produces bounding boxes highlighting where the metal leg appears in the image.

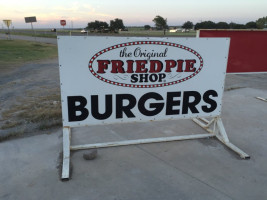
[193,117,250,159]
[60,117,249,180]
[215,118,250,159]
[256,97,267,102]
[62,127,71,180]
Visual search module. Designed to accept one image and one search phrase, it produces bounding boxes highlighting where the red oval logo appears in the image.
[88,41,203,88]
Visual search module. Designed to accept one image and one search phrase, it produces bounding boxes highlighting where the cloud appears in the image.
[0,2,113,26]
[49,2,113,20]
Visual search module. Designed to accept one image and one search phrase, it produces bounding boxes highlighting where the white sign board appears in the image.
[58,36,230,127]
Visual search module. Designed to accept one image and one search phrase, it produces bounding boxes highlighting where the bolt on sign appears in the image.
[57,37,230,127]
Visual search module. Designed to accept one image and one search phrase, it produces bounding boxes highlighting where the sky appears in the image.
[0,0,266,29]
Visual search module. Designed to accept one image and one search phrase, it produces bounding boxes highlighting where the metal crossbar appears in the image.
[61,117,249,180]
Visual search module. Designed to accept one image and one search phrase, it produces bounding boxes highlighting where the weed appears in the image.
[0,92,62,139]
[1,121,22,130]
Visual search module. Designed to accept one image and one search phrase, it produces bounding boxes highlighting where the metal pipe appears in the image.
[216,136,250,159]
[192,118,213,133]
[199,117,210,124]
[62,127,71,180]
[70,133,215,150]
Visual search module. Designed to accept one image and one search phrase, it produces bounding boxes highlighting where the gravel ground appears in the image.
[0,58,60,139]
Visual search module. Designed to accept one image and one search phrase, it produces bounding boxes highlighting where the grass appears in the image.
[0,86,62,141]
[0,39,60,141]
[1,121,22,130]
[0,30,57,38]
[120,29,196,37]
[0,40,58,67]
[1,93,62,131]
[0,91,62,143]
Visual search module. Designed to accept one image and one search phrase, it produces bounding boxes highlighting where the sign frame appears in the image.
[57,36,250,180]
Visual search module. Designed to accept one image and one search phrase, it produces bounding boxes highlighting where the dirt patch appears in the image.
[0,58,61,141]
[1,90,62,140]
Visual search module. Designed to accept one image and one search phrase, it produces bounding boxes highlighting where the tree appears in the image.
[86,20,108,30]
[229,22,246,29]
[256,16,267,29]
[144,25,151,30]
[246,21,257,29]
[182,21,193,29]
[110,18,125,31]
[195,21,216,30]
[216,22,230,29]
[153,15,168,30]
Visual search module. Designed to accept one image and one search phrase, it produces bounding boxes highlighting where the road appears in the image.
[0,33,57,44]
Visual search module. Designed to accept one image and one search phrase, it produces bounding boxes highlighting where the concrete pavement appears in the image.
[0,79,267,199]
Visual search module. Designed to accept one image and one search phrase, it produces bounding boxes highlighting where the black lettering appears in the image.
[67,96,89,122]
[182,91,201,114]
[158,73,166,82]
[138,92,164,116]
[202,90,218,112]
[131,74,138,83]
[139,74,149,83]
[149,74,158,82]
[91,95,112,120]
[166,92,181,115]
[116,94,136,118]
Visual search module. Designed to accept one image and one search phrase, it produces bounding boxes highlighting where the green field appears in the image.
[0,30,57,38]
[0,40,58,67]
[119,30,196,37]
[1,28,196,38]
